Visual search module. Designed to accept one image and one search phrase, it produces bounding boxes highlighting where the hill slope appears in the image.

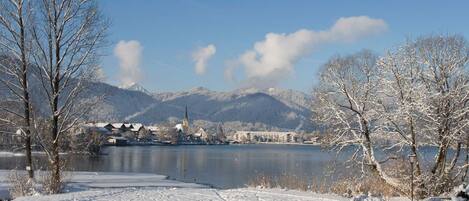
[1,80,314,131]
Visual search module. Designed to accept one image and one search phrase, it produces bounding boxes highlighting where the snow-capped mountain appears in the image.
[148,87,314,131]
[87,84,315,131]
[154,87,312,110]
[0,79,315,131]
[121,83,152,95]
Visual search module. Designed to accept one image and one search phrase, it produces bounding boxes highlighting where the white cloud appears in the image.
[228,16,388,88]
[224,59,239,82]
[93,66,107,82]
[114,40,143,87]
[192,44,216,75]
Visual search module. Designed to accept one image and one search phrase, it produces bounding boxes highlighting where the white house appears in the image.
[233,131,299,143]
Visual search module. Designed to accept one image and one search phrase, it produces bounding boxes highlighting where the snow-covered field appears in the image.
[0,170,356,201]
[13,187,351,201]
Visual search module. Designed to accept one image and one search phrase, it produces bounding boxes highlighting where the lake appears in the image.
[1,144,447,189]
[0,144,360,188]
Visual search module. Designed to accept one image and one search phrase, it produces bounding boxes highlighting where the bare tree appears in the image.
[157,123,179,144]
[378,43,429,169]
[377,35,469,196]
[412,36,468,194]
[216,122,226,143]
[0,0,35,179]
[312,50,404,193]
[313,35,469,197]
[30,0,107,193]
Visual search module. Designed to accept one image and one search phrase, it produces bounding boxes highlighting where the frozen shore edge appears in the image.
[0,170,404,201]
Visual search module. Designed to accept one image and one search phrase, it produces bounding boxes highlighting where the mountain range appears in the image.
[1,79,315,132]
[88,82,315,131]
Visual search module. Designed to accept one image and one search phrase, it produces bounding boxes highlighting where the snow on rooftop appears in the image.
[147,126,159,131]
[112,123,124,128]
[95,123,111,127]
[175,124,183,132]
[131,123,144,131]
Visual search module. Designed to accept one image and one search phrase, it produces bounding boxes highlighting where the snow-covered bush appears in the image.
[248,174,309,191]
[8,170,36,199]
[351,194,384,201]
[330,174,399,198]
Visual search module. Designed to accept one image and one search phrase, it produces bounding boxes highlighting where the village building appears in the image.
[79,107,226,145]
[0,129,23,149]
[233,131,300,143]
[194,128,210,142]
[81,123,112,135]
[106,136,128,146]
[146,126,160,134]
[80,122,153,144]
[171,107,226,144]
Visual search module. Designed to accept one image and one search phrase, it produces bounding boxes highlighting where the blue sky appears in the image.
[99,0,469,93]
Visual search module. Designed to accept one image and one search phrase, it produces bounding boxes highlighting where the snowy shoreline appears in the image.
[0,170,360,201]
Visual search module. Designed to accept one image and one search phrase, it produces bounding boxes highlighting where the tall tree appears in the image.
[0,0,35,179]
[312,50,403,192]
[411,36,469,193]
[313,35,469,197]
[30,0,107,193]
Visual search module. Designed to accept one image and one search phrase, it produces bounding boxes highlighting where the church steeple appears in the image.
[184,105,189,122]
[182,105,190,133]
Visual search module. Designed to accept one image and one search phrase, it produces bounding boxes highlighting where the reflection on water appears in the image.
[0,145,340,188]
[0,144,356,188]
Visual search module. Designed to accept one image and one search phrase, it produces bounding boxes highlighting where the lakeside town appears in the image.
[79,107,316,147]
[0,106,318,156]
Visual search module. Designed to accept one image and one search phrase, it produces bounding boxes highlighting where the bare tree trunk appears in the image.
[361,122,405,194]
[50,35,61,193]
[50,96,60,192]
[462,144,469,182]
[18,1,34,179]
[51,139,60,193]
[409,117,422,178]
[24,127,33,179]
[447,142,462,174]
[431,138,448,175]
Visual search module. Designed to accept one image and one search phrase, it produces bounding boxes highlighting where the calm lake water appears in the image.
[0,144,357,188]
[0,144,447,189]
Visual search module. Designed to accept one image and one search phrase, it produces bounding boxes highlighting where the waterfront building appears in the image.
[233,131,299,143]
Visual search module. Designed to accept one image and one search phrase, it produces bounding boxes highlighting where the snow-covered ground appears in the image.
[0,170,357,201]
[13,187,352,201]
